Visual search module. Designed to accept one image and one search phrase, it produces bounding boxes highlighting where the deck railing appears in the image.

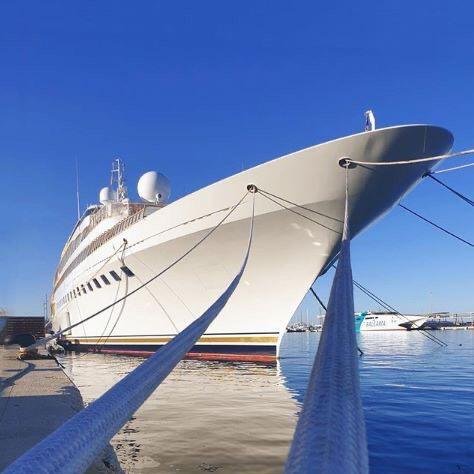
[54,206,146,292]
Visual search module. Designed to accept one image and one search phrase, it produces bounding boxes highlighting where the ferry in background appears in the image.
[355,312,367,333]
[357,312,428,331]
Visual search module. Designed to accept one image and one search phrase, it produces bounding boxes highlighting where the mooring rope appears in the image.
[29,192,250,351]
[424,174,474,207]
[258,188,342,223]
[309,287,328,312]
[5,193,256,474]
[286,167,368,474]
[398,204,473,247]
[309,286,364,356]
[344,148,474,167]
[323,262,447,348]
[431,161,474,174]
[258,189,341,234]
[85,241,130,353]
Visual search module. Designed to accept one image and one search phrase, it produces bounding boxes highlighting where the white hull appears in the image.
[51,125,452,361]
[360,314,429,331]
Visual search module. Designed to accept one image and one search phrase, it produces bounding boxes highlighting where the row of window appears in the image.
[57,265,135,308]
[55,208,145,291]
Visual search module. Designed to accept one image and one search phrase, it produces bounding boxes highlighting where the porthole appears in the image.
[101,274,111,285]
[109,270,121,281]
[120,266,135,277]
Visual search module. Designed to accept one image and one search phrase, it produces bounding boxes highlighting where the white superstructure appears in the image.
[50,124,453,361]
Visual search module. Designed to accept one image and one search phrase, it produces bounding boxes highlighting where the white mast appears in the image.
[111,158,128,202]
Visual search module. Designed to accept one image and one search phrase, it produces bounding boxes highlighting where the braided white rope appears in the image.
[5,194,255,474]
[346,148,474,166]
[431,161,474,174]
[285,168,368,474]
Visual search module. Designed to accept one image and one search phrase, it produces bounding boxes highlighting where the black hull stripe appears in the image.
[61,342,277,356]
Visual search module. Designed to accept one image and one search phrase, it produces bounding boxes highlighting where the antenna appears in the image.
[110,158,128,201]
[76,158,81,220]
[43,293,49,320]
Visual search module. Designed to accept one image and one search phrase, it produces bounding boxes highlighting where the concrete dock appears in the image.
[0,346,119,472]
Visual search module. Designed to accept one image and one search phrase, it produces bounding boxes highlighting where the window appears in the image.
[101,274,111,285]
[120,265,135,277]
[93,278,101,289]
[109,270,121,281]
[87,282,93,291]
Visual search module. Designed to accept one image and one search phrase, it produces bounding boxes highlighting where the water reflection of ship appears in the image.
[60,353,298,473]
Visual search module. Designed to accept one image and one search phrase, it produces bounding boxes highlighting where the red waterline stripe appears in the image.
[97,348,276,364]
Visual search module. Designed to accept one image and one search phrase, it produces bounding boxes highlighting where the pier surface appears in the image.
[0,346,118,472]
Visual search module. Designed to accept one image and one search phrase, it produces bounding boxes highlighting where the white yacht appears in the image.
[50,124,453,362]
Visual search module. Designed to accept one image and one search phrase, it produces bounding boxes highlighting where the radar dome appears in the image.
[137,171,171,203]
[99,186,115,204]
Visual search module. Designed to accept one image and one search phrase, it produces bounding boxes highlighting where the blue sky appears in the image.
[0,1,472,317]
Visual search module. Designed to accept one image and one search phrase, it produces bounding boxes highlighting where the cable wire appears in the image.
[399,204,473,247]
[350,275,447,347]
[425,174,474,207]
[258,188,342,223]
[430,162,474,174]
[345,148,474,167]
[258,190,341,234]
[309,286,364,356]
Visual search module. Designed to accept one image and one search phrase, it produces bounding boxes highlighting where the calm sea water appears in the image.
[59,330,474,473]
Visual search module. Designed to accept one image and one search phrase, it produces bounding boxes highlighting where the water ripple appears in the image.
[58,330,473,473]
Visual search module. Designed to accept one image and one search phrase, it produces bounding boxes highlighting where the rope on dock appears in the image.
[4,193,256,474]
[285,167,368,474]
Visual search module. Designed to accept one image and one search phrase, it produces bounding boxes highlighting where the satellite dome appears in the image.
[137,171,171,204]
[99,186,115,204]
